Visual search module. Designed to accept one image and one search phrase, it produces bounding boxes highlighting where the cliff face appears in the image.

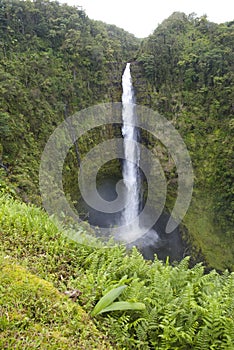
[130,13,234,270]
[0,0,139,204]
[130,62,153,105]
[1,2,233,270]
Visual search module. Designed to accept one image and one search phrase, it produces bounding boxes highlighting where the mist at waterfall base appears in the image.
[81,176,185,262]
[79,63,185,262]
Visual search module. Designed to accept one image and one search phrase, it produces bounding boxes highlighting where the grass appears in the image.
[0,193,233,349]
[0,194,117,348]
[183,193,234,271]
[0,255,113,349]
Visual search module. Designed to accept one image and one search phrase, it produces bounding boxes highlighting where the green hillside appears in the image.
[131,12,234,270]
[0,0,139,203]
[0,1,233,348]
[0,255,113,349]
[0,194,233,349]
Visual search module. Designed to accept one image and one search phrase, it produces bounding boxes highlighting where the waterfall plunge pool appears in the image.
[75,63,187,262]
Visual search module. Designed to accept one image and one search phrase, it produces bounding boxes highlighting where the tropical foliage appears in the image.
[0,0,138,203]
[132,12,234,269]
[0,2,233,348]
[0,194,233,349]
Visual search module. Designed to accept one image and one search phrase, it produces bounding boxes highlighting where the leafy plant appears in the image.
[91,285,145,316]
[0,195,233,349]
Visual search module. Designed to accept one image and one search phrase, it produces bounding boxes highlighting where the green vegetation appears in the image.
[0,1,233,269]
[0,194,233,349]
[0,0,138,204]
[0,1,233,347]
[91,285,145,316]
[131,12,234,270]
[0,256,113,349]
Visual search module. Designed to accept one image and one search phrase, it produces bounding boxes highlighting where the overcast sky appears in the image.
[58,0,234,38]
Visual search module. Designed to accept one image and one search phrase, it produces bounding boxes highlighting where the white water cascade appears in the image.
[121,63,141,239]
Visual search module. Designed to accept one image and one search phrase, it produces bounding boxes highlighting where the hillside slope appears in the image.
[0,194,233,349]
[0,256,113,349]
[132,12,234,270]
[0,0,139,203]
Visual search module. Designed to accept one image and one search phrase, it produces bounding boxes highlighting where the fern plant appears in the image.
[0,195,233,349]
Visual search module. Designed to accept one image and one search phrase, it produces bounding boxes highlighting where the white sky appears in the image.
[58,0,234,38]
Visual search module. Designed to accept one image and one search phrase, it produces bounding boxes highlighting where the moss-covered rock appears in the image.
[0,256,114,349]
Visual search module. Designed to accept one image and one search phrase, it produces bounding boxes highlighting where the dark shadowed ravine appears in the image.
[81,177,186,262]
[79,63,187,262]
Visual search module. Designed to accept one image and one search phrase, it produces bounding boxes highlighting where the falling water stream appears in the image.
[80,62,185,261]
[119,63,184,259]
[121,63,140,231]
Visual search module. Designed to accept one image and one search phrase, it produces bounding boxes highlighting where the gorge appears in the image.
[80,63,186,262]
[0,1,233,348]
[0,0,233,270]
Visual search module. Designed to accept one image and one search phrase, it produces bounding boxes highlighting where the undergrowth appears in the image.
[0,194,233,349]
[0,256,113,349]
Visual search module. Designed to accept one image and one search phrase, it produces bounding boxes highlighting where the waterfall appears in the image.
[121,63,141,236]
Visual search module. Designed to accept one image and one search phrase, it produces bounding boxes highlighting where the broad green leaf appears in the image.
[97,301,146,315]
[91,285,127,316]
